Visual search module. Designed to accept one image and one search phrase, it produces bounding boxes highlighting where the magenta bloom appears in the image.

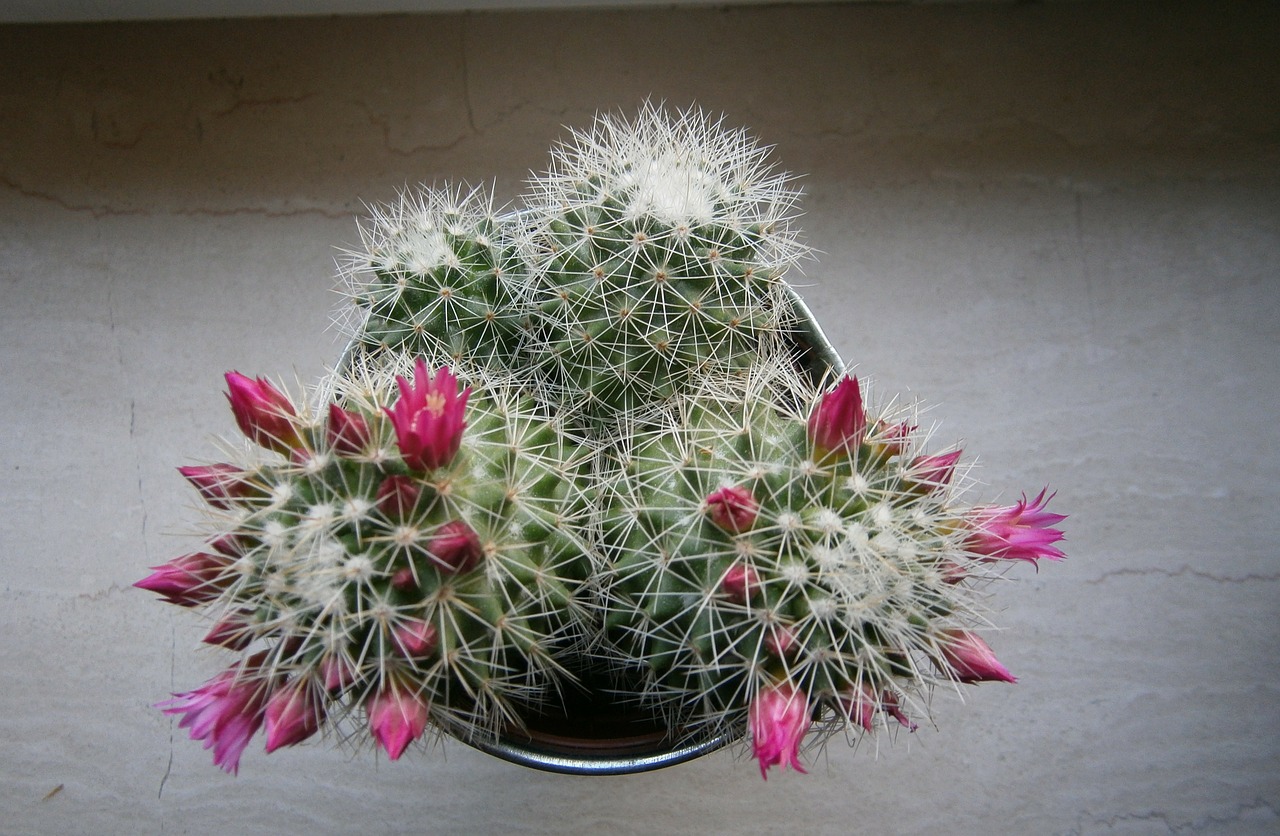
[376,475,422,521]
[225,372,301,454]
[939,630,1017,684]
[326,403,372,456]
[159,664,271,774]
[264,679,324,753]
[134,552,231,607]
[178,463,259,509]
[202,609,255,650]
[967,489,1067,564]
[807,375,866,454]
[367,683,430,761]
[392,617,439,659]
[909,449,963,491]
[427,520,483,574]
[749,683,810,779]
[720,563,758,603]
[704,485,758,533]
[384,360,469,472]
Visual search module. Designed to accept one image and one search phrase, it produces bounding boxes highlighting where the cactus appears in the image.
[140,361,596,771]
[339,184,529,377]
[595,363,1064,775]
[140,104,1065,778]
[519,103,808,427]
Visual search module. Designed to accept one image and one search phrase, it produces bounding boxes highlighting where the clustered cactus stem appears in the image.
[138,104,1066,778]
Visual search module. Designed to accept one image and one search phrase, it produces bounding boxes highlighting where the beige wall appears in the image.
[3,2,1278,832]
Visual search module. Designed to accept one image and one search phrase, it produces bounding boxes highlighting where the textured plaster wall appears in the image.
[2,2,1278,833]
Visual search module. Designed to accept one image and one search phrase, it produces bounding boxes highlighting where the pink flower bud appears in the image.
[807,376,866,455]
[939,629,1017,684]
[326,403,372,456]
[264,679,324,753]
[202,609,255,650]
[224,372,301,454]
[427,520,483,574]
[320,654,355,693]
[765,624,798,658]
[909,450,963,491]
[843,683,879,732]
[157,656,273,775]
[134,552,231,607]
[881,690,918,731]
[966,488,1067,564]
[720,563,758,603]
[392,618,438,659]
[367,682,430,761]
[178,463,260,509]
[390,566,418,591]
[870,419,915,456]
[376,475,421,520]
[383,360,469,472]
[705,485,758,533]
[749,682,810,780]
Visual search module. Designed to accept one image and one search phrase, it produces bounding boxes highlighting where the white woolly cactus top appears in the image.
[138,103,1065,779]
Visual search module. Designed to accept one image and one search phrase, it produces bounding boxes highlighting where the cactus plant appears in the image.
[139,103,1065,778]
[139,360,596,771]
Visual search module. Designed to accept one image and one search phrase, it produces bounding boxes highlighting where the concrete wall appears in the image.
[2,2,1277,832]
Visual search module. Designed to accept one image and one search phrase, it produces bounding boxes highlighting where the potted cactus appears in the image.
[137,104,1065,778]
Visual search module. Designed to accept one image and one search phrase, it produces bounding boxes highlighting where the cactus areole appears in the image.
[139,104,1065,778]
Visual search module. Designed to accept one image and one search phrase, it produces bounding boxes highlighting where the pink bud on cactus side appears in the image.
[178,463,259,509]
[720,563,759,603]
[807,376,866,455]
[158,661,272,775]
[383,360,469,472]
[367,682,430,761]
[134,552,231,607]
[908,450,963,491]
[749,682,810,780]
[202,609,256,650]
[326,403,372,456]
[870,419,916,456]
[843,683,879,733]
[881,690,918,731]
[765,624,798,658]
[224,372,301,454]
[392,618,438,659]
[427,520,483,574]
[376,475,422,521]
[966,488,1067,564]
[939,630,1017,684]
[320,654,356,693]
[264,679,324,753]
[704,485,758,533]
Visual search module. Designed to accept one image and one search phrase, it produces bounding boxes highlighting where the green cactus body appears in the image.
[190,372,594,742]
[341,185,529,375]
[521,105,806,427]
[598,368,980,742]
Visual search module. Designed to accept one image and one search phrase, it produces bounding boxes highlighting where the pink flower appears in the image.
[843,683,879,732]
[909,450,963,491]
[320,654,356,693]
[383,360,469,472]
[158,661,272,774]
[392,618,438,659]
[326,403,372,456]
[720,563,758,603]
[264,678,324,753]
[764,624,797,658]
[870,419,915,456]
[225,372,301,454]
[704,485,758,533]
[178,463,260,509]
[966,489,1067,564]
[367,682,430,761]
[202,609,255,650]
[427,520,483,574]
[376,475,422,520]
[134,552,231,607]
[881,690,918,731]
[939,629,1017,684]
[807,376,866,455]
[749,682,810,779]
